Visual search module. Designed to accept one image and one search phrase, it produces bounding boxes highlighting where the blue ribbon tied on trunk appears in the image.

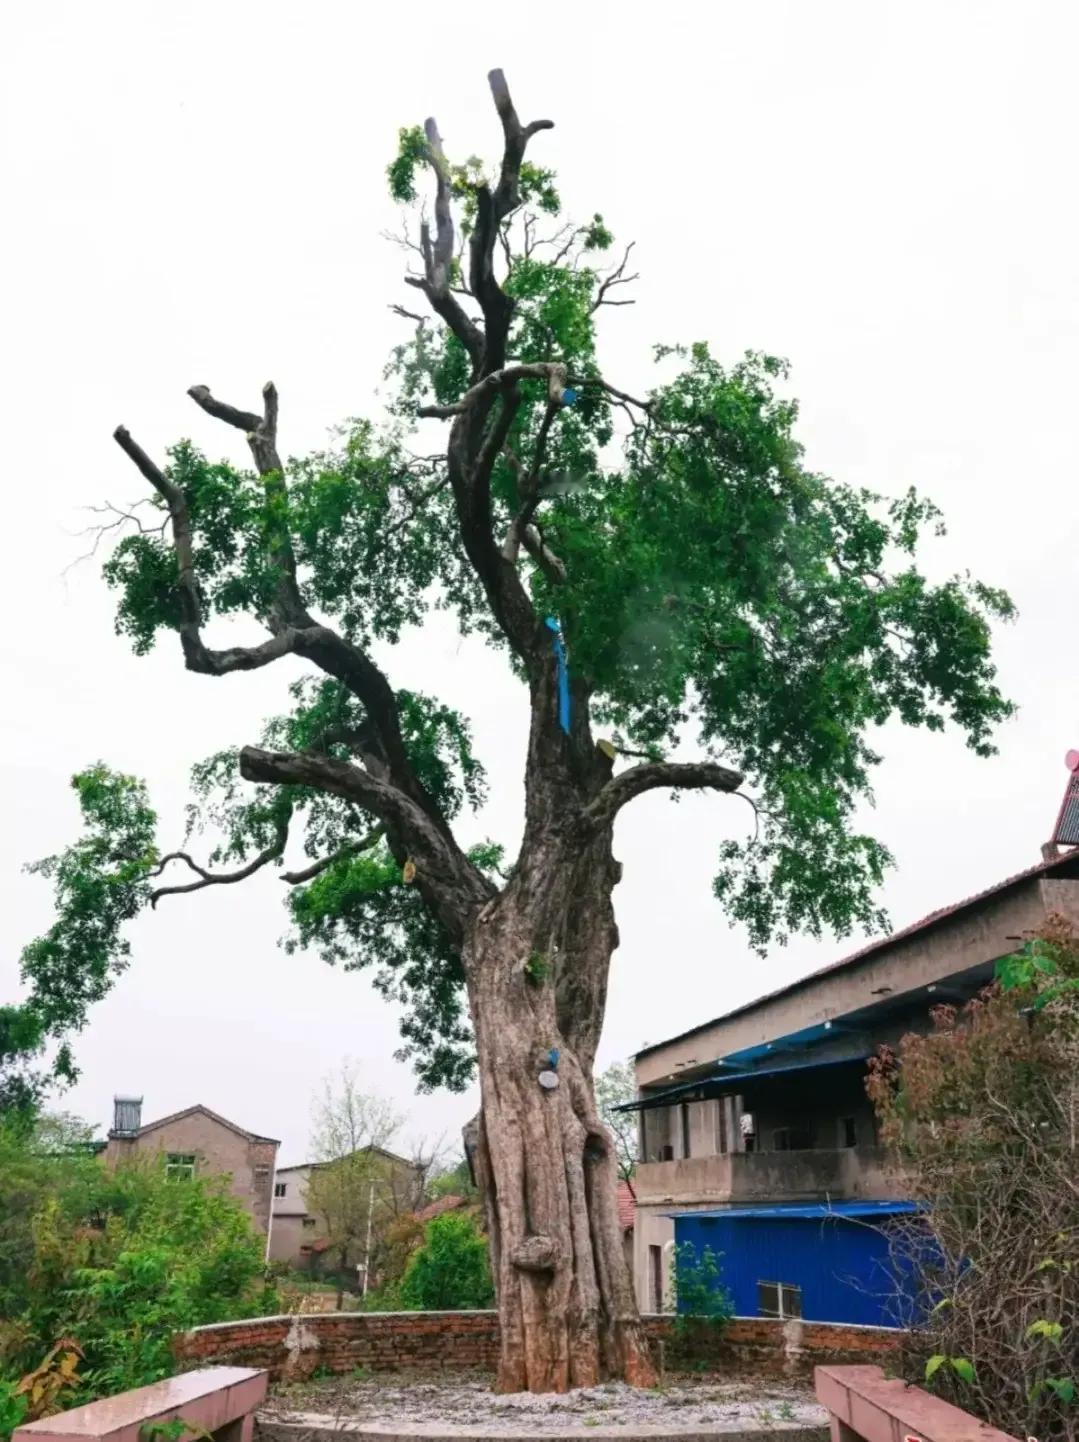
[544,617,571,735]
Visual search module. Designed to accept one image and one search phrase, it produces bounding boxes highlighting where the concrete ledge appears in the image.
[814,1364,1019,1442]
[15,1367,267,1442]
[257,1417,829,1442]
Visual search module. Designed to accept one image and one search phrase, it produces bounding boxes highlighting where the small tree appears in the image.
[400,1211,494,1311]
[595,1061,638,1195]
[669,1243,733,1365]
[305,1064,407,1305]
[867,918,1079,1441]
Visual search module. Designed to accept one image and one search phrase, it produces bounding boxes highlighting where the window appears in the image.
[254,1166,270,1184]
[757,1281,803,1319]
[165,1153,196,1182]
[771,1126,813,1152]
[649,1245,664,1312]
[274,1182,287,1198]
[302,1217,317,1229]
[680,1103,691,1159]
[660,1144,674,1162]
[715,1100,729,1155]
[840,1115,858,1149]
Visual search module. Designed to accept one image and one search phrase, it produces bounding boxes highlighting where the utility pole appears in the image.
[361,1178,375,1296]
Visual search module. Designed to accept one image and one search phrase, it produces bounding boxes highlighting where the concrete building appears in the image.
[104,1098,279,1238]
[625,828,1079,1321]
[269,1147,424,1277]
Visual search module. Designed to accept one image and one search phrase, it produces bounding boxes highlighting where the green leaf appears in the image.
[925,1355,946,1381]
[1026,1319,1064,1344]
[950,1358,976,1384]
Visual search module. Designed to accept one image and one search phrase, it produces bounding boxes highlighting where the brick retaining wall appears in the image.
[173,1311,900,1383]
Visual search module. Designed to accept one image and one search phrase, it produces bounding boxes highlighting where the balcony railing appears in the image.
[633,1145,901,1206]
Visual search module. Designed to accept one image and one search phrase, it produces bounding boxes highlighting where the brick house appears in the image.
[269,1147,424,1277]
[104,1097,279,1238]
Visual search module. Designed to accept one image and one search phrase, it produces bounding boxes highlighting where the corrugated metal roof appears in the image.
[636,847,1079,1062]
[669,1200,920,1221]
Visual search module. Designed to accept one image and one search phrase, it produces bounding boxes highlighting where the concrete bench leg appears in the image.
[216,1418,254,1442]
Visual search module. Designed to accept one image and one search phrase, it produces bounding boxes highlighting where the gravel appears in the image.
[263,1371,828,1435]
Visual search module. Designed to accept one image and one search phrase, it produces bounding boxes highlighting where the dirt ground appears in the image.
[264,1369,828,1434]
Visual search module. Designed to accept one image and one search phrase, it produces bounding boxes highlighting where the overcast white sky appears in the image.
[2,1,1077,1165]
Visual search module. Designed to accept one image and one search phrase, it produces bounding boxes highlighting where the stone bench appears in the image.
[814,1365,1020,1442]
[13,1366,268,1442]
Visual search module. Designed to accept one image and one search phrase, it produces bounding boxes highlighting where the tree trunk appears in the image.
[464,838,656,1393]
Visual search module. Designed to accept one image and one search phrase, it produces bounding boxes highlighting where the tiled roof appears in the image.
[414,1194,467,1224]
[116,1103,280,1146]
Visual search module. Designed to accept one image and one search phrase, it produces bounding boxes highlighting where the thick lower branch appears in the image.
[584,759,745,829]
[239,746,492,941]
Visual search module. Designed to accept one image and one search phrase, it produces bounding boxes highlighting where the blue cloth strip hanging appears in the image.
[544,617,571,735]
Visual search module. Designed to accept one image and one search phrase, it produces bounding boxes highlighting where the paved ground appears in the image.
[260,1370,829,1439]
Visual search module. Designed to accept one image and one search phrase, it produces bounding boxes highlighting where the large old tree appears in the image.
[13,72,1014,1390]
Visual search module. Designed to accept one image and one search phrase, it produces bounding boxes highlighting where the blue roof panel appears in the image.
[667,1200,919,1221]
[617,1051,873,1112]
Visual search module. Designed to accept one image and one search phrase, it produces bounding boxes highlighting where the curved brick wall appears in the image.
[173,1310,899,1382]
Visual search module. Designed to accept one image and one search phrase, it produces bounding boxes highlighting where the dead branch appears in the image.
[402,118,484,367]
[418,362,567,419]
[591,243,639,313]
[188,381,305,630]
[113,425,302,675]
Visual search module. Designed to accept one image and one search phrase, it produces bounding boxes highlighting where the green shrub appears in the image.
[399,1211,493,1310]
[670,1243,733,1364]
[0,1383,27,1439]
[0,1120,277,1415]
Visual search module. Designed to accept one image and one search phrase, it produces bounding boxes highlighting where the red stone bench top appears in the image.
[815,1364,1020,1442]
[13,1367,268,1442]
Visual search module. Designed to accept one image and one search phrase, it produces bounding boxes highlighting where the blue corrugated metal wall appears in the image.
[674,1213,905,1327]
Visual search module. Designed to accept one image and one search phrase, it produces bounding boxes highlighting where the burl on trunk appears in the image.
[464,830,655,1393]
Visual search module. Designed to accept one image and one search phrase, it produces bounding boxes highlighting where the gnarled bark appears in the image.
[462,814,655,1393]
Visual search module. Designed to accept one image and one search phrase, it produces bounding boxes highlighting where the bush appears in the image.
[867,918,1079,1441]
[399,1211,493,1310]
[0,1120,278,1424]
[669,1243,733,1364]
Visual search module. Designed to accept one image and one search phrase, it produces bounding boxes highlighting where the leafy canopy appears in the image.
[3,769,157,1115]
[39,81,1015,1094]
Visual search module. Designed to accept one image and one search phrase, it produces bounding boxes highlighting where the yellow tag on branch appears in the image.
[402,859,417,884]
